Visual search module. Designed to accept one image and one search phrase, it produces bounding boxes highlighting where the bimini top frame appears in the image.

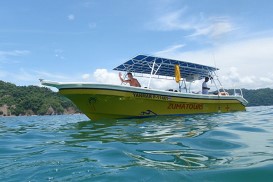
[113,55,219,89]
[114,55,218,78]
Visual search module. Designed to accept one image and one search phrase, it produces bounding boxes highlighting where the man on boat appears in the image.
[202,77,210,94]
[119,72,141,87]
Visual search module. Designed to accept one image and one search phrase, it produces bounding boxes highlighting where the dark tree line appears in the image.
[0,80,79,116]
[215,88,273,106]
[241,88,273,106]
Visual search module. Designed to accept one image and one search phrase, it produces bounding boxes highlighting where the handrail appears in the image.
[233,88,244,97]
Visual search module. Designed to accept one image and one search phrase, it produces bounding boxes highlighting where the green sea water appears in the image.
[1,106,273,181]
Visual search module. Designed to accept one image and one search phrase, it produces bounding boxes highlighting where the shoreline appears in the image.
[0,112,82,117]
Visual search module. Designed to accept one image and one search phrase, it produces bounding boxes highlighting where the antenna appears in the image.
[212,50,217,69]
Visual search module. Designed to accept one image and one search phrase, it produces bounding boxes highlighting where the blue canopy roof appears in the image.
[113,55,218,81]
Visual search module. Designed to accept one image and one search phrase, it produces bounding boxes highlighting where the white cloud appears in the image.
[34,70,70,81]
[0,50,30,56]
[93,69,120,84]
[222,67,241,83]
[92,69,185,91]
[0,68,80,86]
[155,44,185,56]
[154,35,273,89]
[3,32,273,90]
[221,67,256,88]
[148,78,178,90]
[0,68,41,85]
[151,8,235,39]
[13,68,36,81]
[0,50,30,62]
[82,73,91,80]
[87,34,273,90]
[260,77,273,83]
[189,17,234,38]
[154,8,190,31]
[67,14,75,21]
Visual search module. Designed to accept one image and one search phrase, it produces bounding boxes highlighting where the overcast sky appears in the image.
[1,0,273,90]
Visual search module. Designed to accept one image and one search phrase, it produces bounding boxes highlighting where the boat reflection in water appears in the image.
[66,114,244,170]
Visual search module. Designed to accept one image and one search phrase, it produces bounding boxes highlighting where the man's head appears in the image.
[205,77,209,82]
[127,72,133,78]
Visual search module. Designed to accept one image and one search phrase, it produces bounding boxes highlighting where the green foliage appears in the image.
[242,88,273,106]
[217,88,273,107]
[0,80,79,116]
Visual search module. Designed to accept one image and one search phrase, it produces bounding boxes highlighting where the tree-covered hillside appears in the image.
[241,88,273,106]
[0,80,79,116]
[213,88,273,106]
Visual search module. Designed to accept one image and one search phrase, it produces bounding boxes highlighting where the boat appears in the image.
[40,55,248,120]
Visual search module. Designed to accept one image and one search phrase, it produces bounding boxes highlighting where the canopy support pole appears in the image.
[183,79,188,93]
[211,71,225,94]
[148,61,156,88]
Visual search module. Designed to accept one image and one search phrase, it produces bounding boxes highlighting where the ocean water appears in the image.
[1,106,273,182]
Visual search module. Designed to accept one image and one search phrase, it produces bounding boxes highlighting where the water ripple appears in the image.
[1,106,273,181]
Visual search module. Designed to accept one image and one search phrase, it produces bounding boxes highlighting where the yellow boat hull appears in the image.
[59,87,246,121]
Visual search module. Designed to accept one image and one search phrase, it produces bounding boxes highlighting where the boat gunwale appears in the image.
[59,84,247,105]
[41,80,248,106]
